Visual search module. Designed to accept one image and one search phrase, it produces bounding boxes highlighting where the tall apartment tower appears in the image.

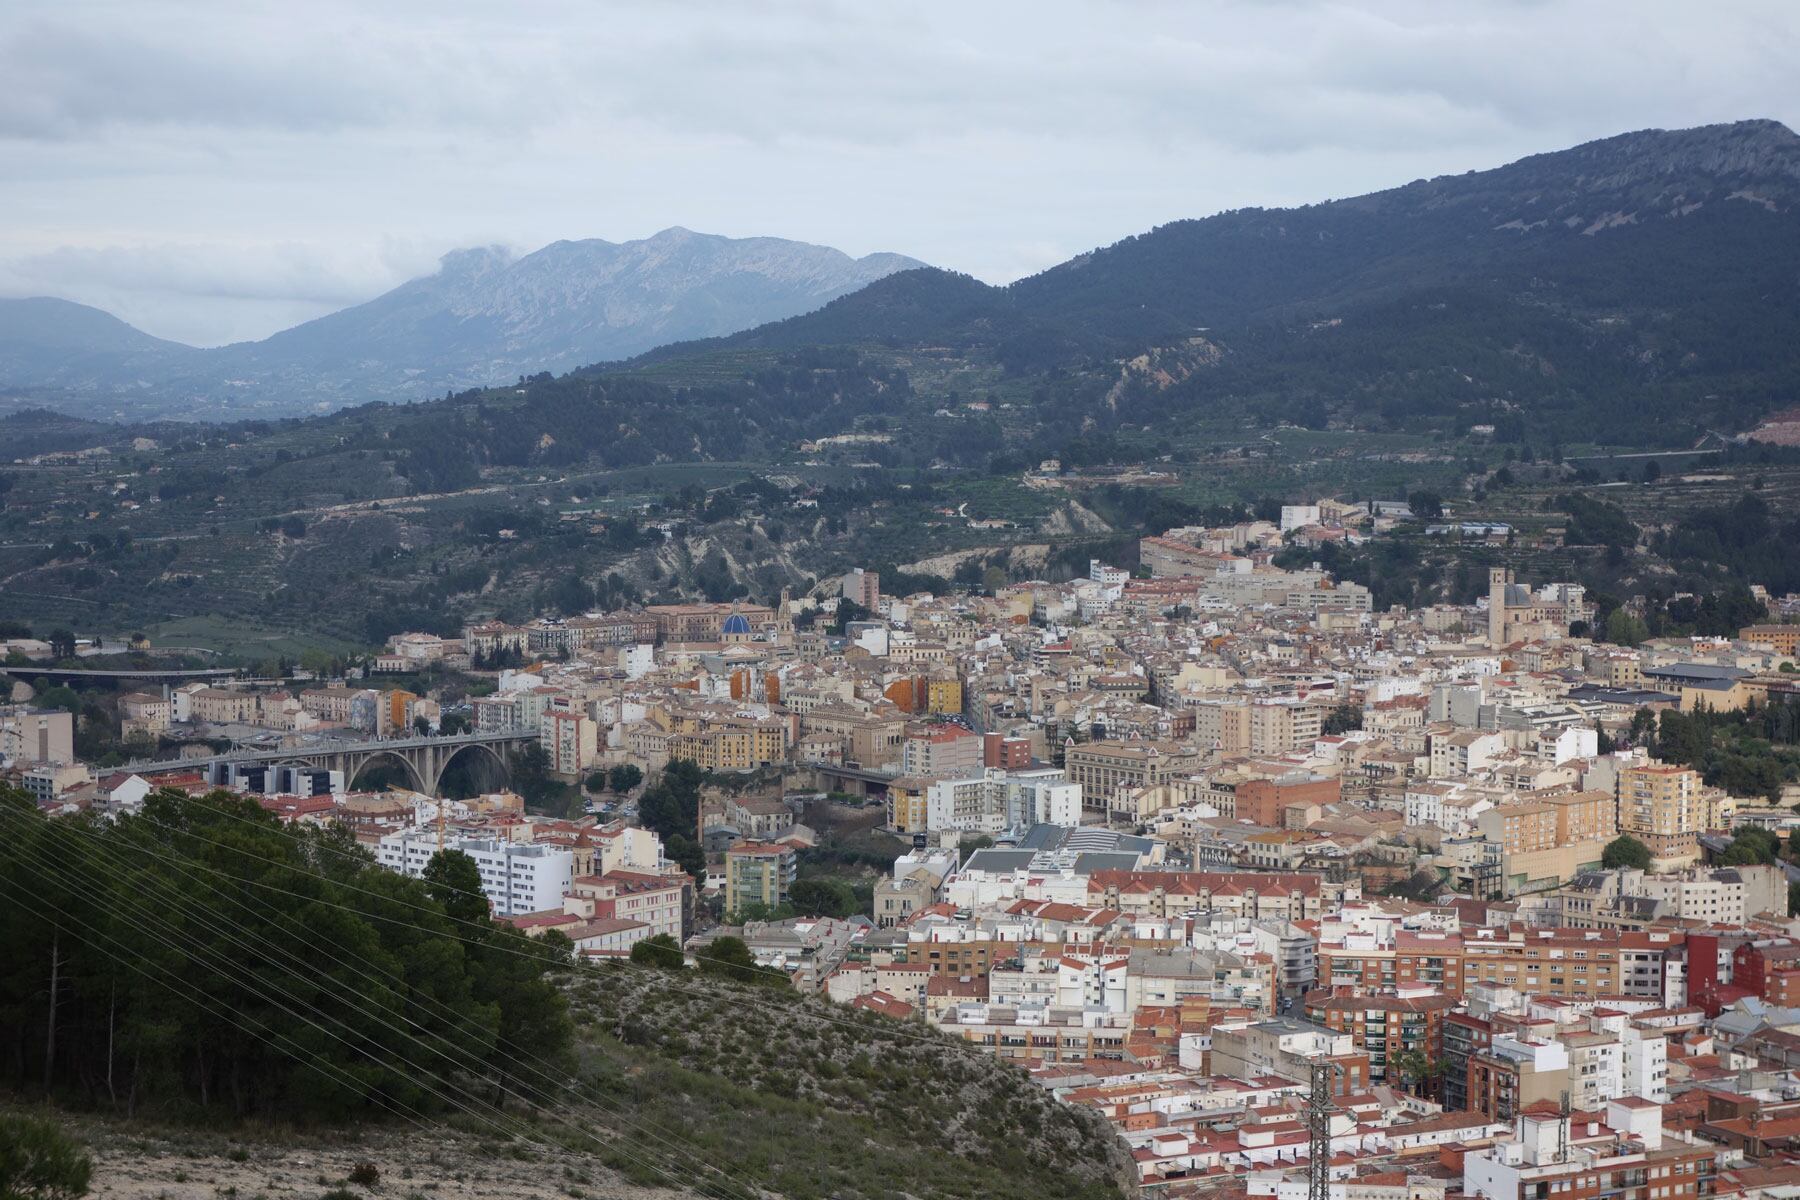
[1488,567,1511,647]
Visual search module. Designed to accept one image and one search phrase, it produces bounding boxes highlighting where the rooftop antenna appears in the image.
[1558,1088,1571,1164]
[1308,1056,1334,1200]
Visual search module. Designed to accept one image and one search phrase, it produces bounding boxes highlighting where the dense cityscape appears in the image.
[9,500,1800,1196]
[7,3,1800,1197]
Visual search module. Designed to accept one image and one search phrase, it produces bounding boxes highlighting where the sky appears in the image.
[3,0,1798,347]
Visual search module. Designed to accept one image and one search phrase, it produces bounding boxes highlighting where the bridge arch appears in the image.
[346,749,428,794]
[435,741,510,798]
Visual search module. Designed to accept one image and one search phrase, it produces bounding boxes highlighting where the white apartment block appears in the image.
[925,767,1082,833]
[542,708,599,774]
[377,832,574,917]
[1429,729,1504,777]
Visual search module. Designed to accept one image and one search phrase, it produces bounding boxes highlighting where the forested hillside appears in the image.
[0,785,1132,1200]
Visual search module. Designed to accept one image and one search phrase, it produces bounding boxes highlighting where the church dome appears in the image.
[721,613,752,635]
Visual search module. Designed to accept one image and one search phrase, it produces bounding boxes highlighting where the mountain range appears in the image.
[639,118,1800,441]
[4,118,1799,439]
[0,228,925,417]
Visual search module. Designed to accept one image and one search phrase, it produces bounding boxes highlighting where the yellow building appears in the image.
[669,716,788,771]
[886,777,933,834]
[1741,625,1800,656]
[385,688,418,733]
[925,676,964,716]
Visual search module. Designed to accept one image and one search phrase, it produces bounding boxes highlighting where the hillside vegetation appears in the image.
[4,122,1800,649]
[0,787,1132,1200]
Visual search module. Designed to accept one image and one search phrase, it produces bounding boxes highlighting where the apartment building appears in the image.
[932,1003,1131,1064]
[901,724,983,777]
[1064,740,1201,818]
[1210,1016,1369,1095]
[1616,762,1706,858]
[185,686,258,725]
[376,832,574,917]
[1740,624,1800,655]
[922,767,1082,834]
[841,567,880,610]
[1430,728,1505,777]
[1086,870,1351,922]
[1553,866,1784,930]
[1305,983,1458,1086]
[724,840,797,914]
[0,706,74,765]
[1249,699,1326,755]
[542,708,599,774]
[668,714,788,771]
[1192,698,1252,754]
[1462,1103,1711,1200]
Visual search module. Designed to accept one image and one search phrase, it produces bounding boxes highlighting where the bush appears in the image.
[628,934,684,970]
[0,1113,92,1200]
[348,1163,381,1188]
[1602,835,1652,870]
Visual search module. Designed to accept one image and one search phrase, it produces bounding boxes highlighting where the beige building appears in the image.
[186,686,258,725]
[1064,740,1201,819]
[117,692,171,737]
[1616,762,1705,858]
[542,709,599,775]
[668,714,789,772]
[0,706,75,765]
[1191,698,1251,755]
[800,705,905,770]
[1249,699,1325,755]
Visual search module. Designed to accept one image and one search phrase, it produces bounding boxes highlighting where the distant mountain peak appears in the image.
[0,228,928,415]
[436,245,514,276]
[1526,118,1800,187]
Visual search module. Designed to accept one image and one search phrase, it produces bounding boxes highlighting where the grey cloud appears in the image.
[0,0,1797,346]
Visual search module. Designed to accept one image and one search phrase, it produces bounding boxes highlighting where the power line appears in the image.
[124,795,968,1046]
[0,809,760,1200]
[0,870,438,1137]
[64,806,778,1198]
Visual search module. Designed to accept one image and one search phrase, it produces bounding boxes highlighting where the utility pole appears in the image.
[44,930,61,1092]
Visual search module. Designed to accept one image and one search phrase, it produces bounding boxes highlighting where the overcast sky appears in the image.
[3,0,1798,347]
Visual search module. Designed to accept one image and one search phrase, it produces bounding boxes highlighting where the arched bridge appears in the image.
[120,730,539,796]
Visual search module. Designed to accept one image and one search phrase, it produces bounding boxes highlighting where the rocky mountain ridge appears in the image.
[0,227,925,417]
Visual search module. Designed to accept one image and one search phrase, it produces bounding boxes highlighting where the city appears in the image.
[8,504,1800,1197]
[6,3,1800,1197]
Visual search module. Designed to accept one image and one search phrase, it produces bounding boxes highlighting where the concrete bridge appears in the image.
[3,665,243,683]
[120,730,539,796]
[811,762,901,798]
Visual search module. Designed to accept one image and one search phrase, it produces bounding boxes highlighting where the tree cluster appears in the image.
[637,760,707,877]
[0,787,572,1121]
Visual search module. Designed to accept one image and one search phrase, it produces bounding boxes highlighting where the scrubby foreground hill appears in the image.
[0,789,1130,1200]
[568,965,1134,1200]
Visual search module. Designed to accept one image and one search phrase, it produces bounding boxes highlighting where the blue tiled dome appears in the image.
[722,613,752,635]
